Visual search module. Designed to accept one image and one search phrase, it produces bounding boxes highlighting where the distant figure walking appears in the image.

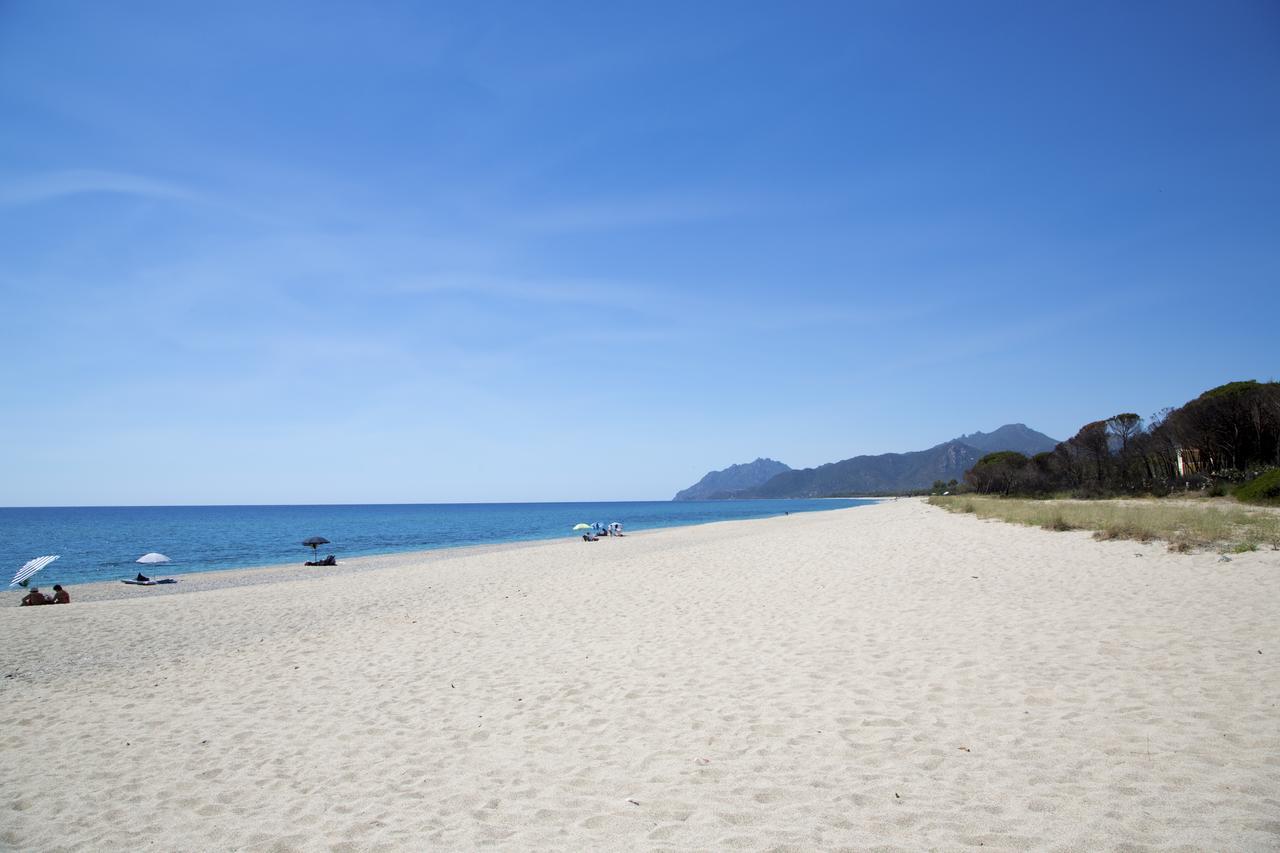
[20,587,52,606]
[51,585,70,604]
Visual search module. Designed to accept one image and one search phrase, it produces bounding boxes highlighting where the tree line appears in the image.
[964,380,1280,496]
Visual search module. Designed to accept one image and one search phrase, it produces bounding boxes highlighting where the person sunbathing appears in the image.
[51,585,70,604]
[20,587,52,606]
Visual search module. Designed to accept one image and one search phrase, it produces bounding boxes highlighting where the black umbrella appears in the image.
[302,536,330,560]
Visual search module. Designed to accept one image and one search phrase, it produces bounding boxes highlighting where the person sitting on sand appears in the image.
[20,587,52,606]
[135,573,150,583]
[51,585,70,604]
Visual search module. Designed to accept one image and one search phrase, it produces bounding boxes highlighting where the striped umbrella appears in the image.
[11,555,59,588]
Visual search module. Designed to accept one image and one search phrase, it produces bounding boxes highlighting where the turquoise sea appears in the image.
[1,499,874,588]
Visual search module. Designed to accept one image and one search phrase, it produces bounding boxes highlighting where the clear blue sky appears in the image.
[1,1,1277,505]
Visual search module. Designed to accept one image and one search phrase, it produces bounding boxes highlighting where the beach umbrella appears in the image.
[572,524,591,531]
[136,553,171,564]
[11,555,59,588]
[302,536,330,559]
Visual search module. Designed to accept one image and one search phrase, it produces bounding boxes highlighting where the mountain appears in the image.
[672,424,1062,499]
[953,423,1058,456]
[735,441,985,498]
[673,458,792,501]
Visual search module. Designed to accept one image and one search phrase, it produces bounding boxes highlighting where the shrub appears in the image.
[1236,469,1280,505]
[1071,483,1108,499]
[1093,520,1154,541]
[1182,474,1208,491]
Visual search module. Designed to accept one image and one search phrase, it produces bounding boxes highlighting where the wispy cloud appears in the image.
[510,193,758,233]
[0,169,205,207]
[392,273,660,307]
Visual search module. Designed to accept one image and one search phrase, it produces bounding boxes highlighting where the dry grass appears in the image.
[928,495,1280,553]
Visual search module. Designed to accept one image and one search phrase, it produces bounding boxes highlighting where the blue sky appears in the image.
[1,1,1277,505]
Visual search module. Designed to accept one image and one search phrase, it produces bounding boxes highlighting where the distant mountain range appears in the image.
[673,424,1058,500]
[674,457,792,501]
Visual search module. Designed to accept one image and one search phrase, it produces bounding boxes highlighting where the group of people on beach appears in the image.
[20,585,70,606]
[582,522,624,542]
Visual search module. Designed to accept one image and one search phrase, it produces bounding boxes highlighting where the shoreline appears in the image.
[4,498,883,597]
[6,501,883,605]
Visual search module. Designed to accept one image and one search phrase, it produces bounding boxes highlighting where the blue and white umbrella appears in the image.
[11,555,59,588]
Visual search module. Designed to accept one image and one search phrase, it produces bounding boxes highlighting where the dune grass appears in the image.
[928,495,1280,553]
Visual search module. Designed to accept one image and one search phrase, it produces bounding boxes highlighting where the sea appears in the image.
[1,499,874,588]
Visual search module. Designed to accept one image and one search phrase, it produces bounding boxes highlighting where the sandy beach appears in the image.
[2,498,1277,851]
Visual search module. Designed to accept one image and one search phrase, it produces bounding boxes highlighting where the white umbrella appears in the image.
[136,553,171,564]
[11,555,59,588]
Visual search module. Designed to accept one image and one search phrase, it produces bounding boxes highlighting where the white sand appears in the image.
[2,499,1277,851]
